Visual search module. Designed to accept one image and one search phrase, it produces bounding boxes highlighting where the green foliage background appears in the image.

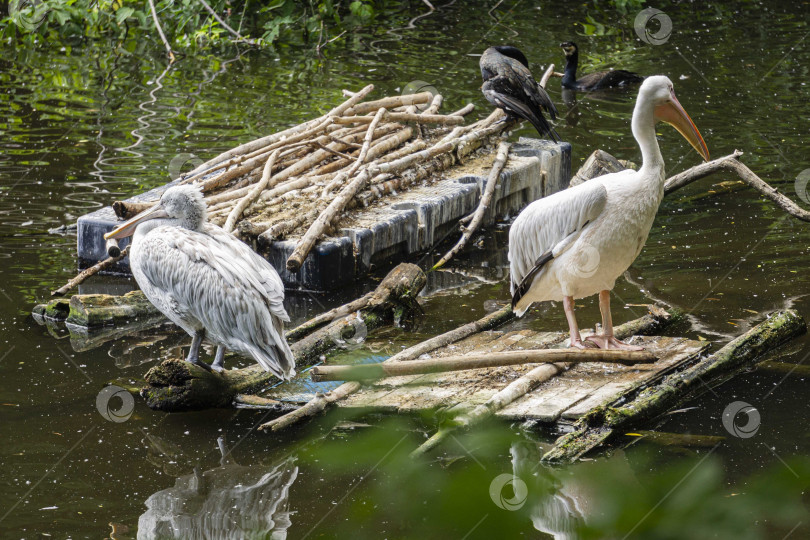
[1,0,382,50]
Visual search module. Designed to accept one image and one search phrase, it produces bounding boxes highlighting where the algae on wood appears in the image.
[67,291,164,327]
[542,309,807,463]
[32,298,72,322]
[34,291,162,327]
[624,430,725,449]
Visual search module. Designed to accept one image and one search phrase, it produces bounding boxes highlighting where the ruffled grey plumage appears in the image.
[127,185,295,378]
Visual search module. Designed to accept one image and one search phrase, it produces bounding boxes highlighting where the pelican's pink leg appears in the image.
[585,290,644,351]
[563,296,594,349]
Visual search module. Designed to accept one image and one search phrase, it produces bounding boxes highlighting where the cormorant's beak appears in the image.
[654,89,710,162]
[104,202,168,240]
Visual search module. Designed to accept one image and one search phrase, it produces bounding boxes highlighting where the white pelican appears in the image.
[509,75,709,349]
[105,185,295,377]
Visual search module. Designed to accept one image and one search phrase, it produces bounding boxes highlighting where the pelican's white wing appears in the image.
[509,180,608,312]
[136,224,294,378]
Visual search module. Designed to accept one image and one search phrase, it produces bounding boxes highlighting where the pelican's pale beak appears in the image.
[654,89,709,162]
[104,203,168,240]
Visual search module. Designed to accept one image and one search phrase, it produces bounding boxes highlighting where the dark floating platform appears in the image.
[76,137,570,291]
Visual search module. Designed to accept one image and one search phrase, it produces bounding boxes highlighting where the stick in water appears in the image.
[432,141,511,270]
[309,348,657,382]
[51,246,130,297]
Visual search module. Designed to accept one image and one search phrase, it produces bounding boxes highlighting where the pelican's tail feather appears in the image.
[511,250,554,317]
[245,313,296,380]
[512,301,530,318]
[249,344,296,380]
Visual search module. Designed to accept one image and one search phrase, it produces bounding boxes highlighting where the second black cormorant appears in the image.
[560,41,644,91]
[479,45,559,142]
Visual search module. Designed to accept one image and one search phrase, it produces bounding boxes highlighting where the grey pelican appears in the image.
[105,185,295,377]
[480,45,559,141]
[509,76,709,349]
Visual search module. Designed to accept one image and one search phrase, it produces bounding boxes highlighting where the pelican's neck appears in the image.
[632,95,665,186]
[132,217,183,243]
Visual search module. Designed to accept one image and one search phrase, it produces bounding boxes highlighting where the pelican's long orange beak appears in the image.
[104,203,168,240]
[654,89,710,162]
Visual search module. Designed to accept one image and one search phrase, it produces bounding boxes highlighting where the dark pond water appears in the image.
[3,1,810,538]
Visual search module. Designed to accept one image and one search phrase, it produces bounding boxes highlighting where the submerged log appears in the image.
[233,394,298,412]
[310,349,657,382]
[542,309,806,463]
[411,305,677,457]
[141,263,426,412]
[286,289,377,342]
[623,430,725,449]
[66,316,170,352]
[757,360,810,377]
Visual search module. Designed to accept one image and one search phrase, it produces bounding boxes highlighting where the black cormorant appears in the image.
[560,41,644,91]
[480,45,559,142]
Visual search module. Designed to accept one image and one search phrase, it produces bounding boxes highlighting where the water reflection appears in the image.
[138,436,298,539]
[508,441,642,540]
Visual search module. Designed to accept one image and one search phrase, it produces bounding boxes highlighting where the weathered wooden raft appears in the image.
[334,334,705,424]
[260,305,805,461]
[269,313,705,425]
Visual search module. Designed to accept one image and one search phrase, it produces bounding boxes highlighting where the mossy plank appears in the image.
[32,298,72,322]
[559,337,709,419]
[542,310,806,463]
[66,291,162,327]
[491,336,703,421]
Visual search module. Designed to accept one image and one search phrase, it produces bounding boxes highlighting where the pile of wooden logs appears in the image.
[111,84,516,273]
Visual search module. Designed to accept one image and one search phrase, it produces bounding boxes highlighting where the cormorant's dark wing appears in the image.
[479,48,559,142]
[508,59,558,120]
[578,69,644,91]
[482,75,559,142]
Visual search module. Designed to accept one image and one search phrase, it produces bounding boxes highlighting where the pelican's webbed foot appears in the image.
[211,346,226,373]
[569,338,598,350]
[188,357,213,371]
[584,335,644,351]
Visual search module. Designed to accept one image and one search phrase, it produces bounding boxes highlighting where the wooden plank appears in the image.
[340,331,567,412]
[560,337,708,419]
[367,330,534,388]
[496,336,706,422]
[368,330,504,388]
[340,331,560,411]
[495,379,599,422]
[340,382,502,411]
[337,334,705,423]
